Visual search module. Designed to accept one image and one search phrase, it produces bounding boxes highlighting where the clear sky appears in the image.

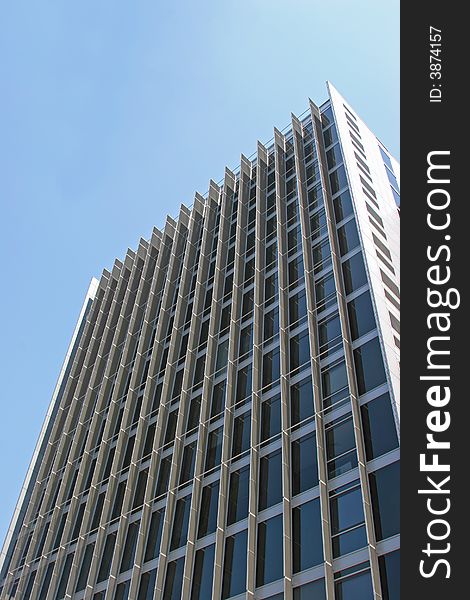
[0,0,399,547]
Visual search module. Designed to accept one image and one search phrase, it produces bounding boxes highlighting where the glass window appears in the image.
[335,569,373,599]
[323,124,338,147]
[333,190,353,223]
[156,455,172,496]
[187,395,202,432]
[290,329,310,372]
[261,395,281,443]
[227,466,250,525]
[191,544,215,600]
[164,410,178,445]
[338,219,360,256]
[120,521,140,573]
[292,432,318,495]
[222,530,248,599]
[264,308,279,342]
[347,291,376,340]
[326,144,343,169]
[289,290,307,328]
[180,441,197,484]
[97,531,117,583]
[256,514,284,587]
[292,499,323,572]
[236,364,253,402]
[354,337,387,395]
[315,272,336,311]
[143,422,156,457]
[321,360,349,409]
[342,252,367,295]
[56,554,73,600]
[259,449,282,510]
[76,542,94,591]
[312,238,332,273]
[326,416,358,478]
[170,494,192,550]
[145,509,165,562]
[205,427,223,471]
[361,393,398,460]
[288,256,304,289]
[198,481,220,538]
[163,557,185,600]
[232,412,251,458]
[137,569,157,600]
[379,550,400,600]
[211,381,226,418]
[239,324,253,358]
[133,469,148,509]
[330,481,366,557]
[318,313,342,357]
[310,208,327,239]
[115,580,131,600]
[293,579,326,599]
[369,461,400,540]
[291,376,314,426]
[330,165,348,195]
[263,348,280,389]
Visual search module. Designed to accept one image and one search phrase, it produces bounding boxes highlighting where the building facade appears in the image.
[0,83,400,600]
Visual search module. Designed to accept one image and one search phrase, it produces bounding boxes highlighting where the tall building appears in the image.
[0,82,400,600]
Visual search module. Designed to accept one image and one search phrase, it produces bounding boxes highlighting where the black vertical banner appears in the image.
[401,4,466,598]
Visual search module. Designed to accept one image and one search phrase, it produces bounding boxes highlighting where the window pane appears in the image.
[291,376,314,425]
[369,461,400,540]
[290,329,310,371]
[347,291,376,340]
[191,544,215,600]
[232,412,251,458]
[180,442,197,484]
[293,579,326,599]
[222,530,247,599]
[321,360,348,409]
[335,570,373,599]
[198,481,220,538]
[76,542,94,591]
[145,509,165,562]
[227,466,250,525]
[289,290,307,328]
[256,514,284,587]
[170,495,192,550]
[263,348,280,389]
[379,550,400,600]
[338,219,360,256]
[342,252,367,295]
[354,337,386,395]
[361,393,398,460]
[205,427,223,471]
[292,499,323,572]
[292,433,318,495]
[137,569,157,600]
[97,531,116,583]
[333,190,353,223]
[259,450,282,511]
[115,580,130,600]
[120,521,140,573]
[163,557,185,600]
[261,395,281,442]
[211,381,226,417]
[326,416,358,478]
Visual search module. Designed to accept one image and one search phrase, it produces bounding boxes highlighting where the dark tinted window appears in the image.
[259,450,282,510]
[369,461,400,540]
[191,544,215,600]
[379,550,400,600]
[120,521,140,573]
[163,557,185,600]
[170,495,192,550]
[227,466,250,525]
[335,570,373,599]
[261,395,281,442]
[292,433,318,495]
[222,530,247,599]
[198,481,220,538]
[347,291,376,340]
[354,337,387,395]
[205,427,223,471]
[292,499,323,572]
[293,579,326,599]
[361,393,398,460]
[232,412,251,458]
[256,514,284,586]
[145,509,165,562]
[338,220,360,256]
[342,252,367,295]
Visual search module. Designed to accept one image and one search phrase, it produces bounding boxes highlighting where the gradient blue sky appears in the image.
[0,0,399,546]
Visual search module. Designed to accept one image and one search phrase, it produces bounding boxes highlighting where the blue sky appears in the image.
[0,0,399,546]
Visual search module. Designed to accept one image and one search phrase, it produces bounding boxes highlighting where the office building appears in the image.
[0,82,400,600]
